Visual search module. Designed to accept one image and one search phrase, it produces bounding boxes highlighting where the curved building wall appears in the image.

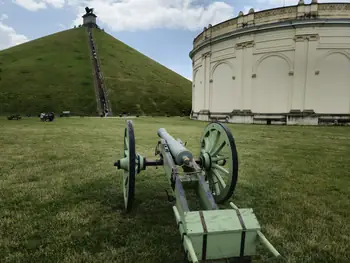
[190,2,350,125]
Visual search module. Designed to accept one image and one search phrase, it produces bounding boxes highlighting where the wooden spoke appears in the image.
[211,140,226,157]
[212,168,227,189]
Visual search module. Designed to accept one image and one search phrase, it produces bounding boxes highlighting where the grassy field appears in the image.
[0,28,97,116]
[92,29,192,116]
[0,27,191,116]
[0,117,349,263]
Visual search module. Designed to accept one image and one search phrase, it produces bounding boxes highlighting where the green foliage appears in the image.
[92,28,192,116]
[0,27,192,116]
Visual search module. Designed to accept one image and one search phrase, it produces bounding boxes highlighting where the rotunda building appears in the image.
[189,1,350,125]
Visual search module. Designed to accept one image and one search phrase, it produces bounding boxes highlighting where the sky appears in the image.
[0,0,346,80]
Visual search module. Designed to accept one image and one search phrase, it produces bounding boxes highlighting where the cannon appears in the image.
[60,111,71,117]
[7,114,21,120]
[114,120,281,263]
[40,112,55,122]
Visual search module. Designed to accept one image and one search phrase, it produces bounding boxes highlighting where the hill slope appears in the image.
[92,29,192,116]
[0,27,192,116]
[0,28,97,115]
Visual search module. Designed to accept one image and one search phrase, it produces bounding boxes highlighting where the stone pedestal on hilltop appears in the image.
[82,8,98,28]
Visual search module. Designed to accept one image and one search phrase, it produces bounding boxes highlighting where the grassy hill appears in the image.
[92,29,192,116]
[0,27,192,116]
[0,28,97,115]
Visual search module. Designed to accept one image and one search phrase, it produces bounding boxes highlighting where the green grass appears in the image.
[0,117,349,263]
[0,27,192,116]
[0,28,97,116]
[92,29,192,116]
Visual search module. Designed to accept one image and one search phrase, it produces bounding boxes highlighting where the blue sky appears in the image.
[0,0,342,80]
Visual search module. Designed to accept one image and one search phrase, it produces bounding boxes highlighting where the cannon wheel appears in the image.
[122,120,136,212]
[199,122,238,204]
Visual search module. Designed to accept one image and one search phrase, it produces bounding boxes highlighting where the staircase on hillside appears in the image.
[87,28,112,116]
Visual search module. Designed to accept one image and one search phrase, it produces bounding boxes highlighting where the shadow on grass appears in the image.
[1,176,183,263]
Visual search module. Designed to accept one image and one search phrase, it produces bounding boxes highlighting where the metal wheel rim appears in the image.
[199,122,238,203]
[123,120,136,212]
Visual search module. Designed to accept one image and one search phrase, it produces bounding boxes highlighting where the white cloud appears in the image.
[69,0,234,32]
[256,0,293,6]
[12,0,47,11]
[69,0,348,33]
[0,13,8,20]
[41,0,65,8]
[49,0,65,8]
[0,19,29,50]
[256,0,350,8]
[317,0,350,2]
[12,0,65,11]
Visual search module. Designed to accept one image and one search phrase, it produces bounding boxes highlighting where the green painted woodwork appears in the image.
[196,173,218,210]
[199,122,239,204]
[183,209,260,260]
[240,208,261,256]
[179,174,199,189]
[122,120,136,212]
[115,120,281,262]
[119,157,129,171]
[183,212,203,261]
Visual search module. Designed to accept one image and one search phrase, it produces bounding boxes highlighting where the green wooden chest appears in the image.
[183,208,261,261]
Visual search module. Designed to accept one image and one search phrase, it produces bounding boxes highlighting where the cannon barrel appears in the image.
[157,128,193,165]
